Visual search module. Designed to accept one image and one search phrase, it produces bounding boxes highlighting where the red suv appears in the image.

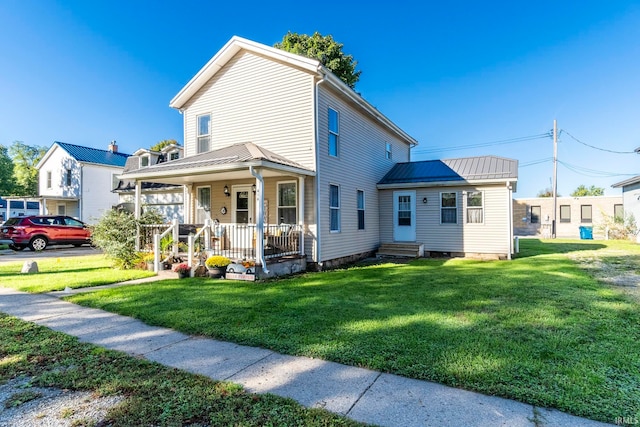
[0,215,92,251]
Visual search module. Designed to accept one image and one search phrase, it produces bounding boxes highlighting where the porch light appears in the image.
[223,185,230,197]
[252,184,256,194]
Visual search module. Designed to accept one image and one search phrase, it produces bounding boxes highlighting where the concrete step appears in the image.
[377,242,424,258]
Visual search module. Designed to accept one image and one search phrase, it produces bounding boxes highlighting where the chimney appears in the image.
[108,140,118,153]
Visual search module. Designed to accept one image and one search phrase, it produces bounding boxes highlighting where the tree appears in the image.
[274,32,361,89]
[0,145,15,195]
[570,185,604,197]
[536,187,559,197]
[9,141,47,196]
[150,139,180,152]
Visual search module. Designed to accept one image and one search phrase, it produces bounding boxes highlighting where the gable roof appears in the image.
[612,176,640,188]
[378,156,518,188]
[37,141,131,169]
[169,36,417,147]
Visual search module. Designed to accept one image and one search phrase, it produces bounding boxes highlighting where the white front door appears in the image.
[393,190,416,242]
[232,185,255,249]
[195,186,211,224]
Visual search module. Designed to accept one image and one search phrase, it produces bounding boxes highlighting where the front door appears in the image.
[232,185,255,249]
[195,186,211,224]
[393,190,416,242]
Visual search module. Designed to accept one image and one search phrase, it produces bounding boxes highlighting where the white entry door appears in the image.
[232,186,255,249]
[393,190,416,242]
[195,186,211,224]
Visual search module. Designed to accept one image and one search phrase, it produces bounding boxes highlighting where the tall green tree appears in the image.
[274,32,361,89]
[0,144,15,195]
[571,184,604,197]
[150,139,180,152]
[9,141,47,196]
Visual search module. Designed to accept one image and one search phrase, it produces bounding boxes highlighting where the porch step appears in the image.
[377,243,424,258]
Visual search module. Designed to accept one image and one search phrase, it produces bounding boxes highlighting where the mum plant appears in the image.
[205,255,231,268]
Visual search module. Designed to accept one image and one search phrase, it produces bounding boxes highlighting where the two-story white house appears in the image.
[119,36,517,273]
[37,141,130,223]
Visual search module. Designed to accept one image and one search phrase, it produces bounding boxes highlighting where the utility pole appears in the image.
[552,119,558,239]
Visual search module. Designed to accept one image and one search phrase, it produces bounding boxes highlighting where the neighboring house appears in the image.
[113,144,185,221]
[2,198,40,221]
[378,156,518,258]
[119,36,517,272]
[513,195,623,239]
[612,176,640,240]
[36,141,130,223]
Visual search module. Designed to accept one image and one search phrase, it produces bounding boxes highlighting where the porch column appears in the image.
[298,176,305,255]
[134,181,141,220]
[254,172,265,264]
[185,184,193,223]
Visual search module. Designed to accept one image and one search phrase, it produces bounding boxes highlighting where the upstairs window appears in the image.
[357,190,365,230]
[466,191,483,224]
[65,169,72,186]
[329,184,340,231]
[531,206,541,224]
[46,171,52,189]
[197,114,211,153]
[441,192,457,224]
[385,143,392,160]
[328,108,339,157]
[581,205,592,223]
[140,156,149,167]
[169,151,180,161]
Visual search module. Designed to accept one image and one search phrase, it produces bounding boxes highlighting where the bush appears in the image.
[205,255,231,268]
[91,209,164,269]
[597,212,639,240]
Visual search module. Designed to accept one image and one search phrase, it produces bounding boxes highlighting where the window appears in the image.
[614,204,624,221]
[277,182,297,224]
[65,169,72,186]
[169,151,180,161]
[140,156,149,167]
[560,205,571,222]
[398,195,412,226]
[357,190,365,230]
[466,191,483,224]
[112,173,120,191]
[385,143,392,160]
[328,108,339,157]
[26,202,39,210]
[581,205,592,223]
[197,114,211,153]
[531,206,541,224]
[441,192,457,224]
[46,171,52,189]
[64,218,84,227]
[329,184,340,231]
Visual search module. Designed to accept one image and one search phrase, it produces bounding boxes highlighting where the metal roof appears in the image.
[379,156,518,185]
[55,141,130,167]
[612,175,640,188]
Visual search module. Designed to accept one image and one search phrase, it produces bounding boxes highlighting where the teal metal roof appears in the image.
[55,141,130,167]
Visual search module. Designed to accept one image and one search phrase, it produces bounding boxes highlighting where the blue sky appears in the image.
[1,1,639,197]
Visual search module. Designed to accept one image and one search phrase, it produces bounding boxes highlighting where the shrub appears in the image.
[91,209,164,269]
[597,212,638,240]
[173,263,191,274]
[205,255,231,268]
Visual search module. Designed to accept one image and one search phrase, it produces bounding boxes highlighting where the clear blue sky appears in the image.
[1,1,639,197]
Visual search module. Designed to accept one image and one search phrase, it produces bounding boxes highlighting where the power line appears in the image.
[412,132,552,155]
[561,129,637,154]
[557,160,638,178]
[520,157,553,167]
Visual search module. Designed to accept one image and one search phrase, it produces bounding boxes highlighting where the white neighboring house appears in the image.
[113,144,185,222]
[612,176,640,241]
[36,141,130,223]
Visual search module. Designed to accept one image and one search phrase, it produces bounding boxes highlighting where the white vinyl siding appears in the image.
[181,51,315,168]
[380,186,512,256]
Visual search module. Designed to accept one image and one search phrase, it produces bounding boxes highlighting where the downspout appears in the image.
[79,165,83,220]
[507,181,513,260]
[314,73,327,267]
[249,166,268,274]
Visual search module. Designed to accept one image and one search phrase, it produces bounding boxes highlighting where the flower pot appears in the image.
[177,272,190,279]
[208,266,227,279]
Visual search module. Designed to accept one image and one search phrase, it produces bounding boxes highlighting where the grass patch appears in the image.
[4,390,42,408]
[62,239,640,424]
[0,255,154,292]
[0,314,361,426]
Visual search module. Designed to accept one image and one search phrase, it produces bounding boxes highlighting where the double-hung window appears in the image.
[46,171,52,189]
[441,192,457,224]
[560,205,571,222]
[328,108,339,157]
[385,143,392,160]
[581,205,592,223]
[466,191,483,224]
[65,169,72,186]
[357,190,365,230]
[277,182,297,224]
[329,184,340,231]
[531,206,541,224]
[614,204,624,222]
[197,114,211,153]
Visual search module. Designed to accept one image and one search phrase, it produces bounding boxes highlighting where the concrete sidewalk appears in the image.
[0,286,613,427]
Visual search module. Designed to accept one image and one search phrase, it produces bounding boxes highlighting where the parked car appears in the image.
[0,215,92,251]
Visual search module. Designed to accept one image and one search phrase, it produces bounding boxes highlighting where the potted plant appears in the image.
[173,263,191,279]
[205,255,231,278]
[141,252,155,271]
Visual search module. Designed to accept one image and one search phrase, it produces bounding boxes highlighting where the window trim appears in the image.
[196,113,211,154]
[277,180,297,225]
[465,190,484,224]
[559,205,571,223]
[440,191,458,224]
[328,108,339,157]
[46,171,52,189]
[357,189,365,230]
[385,143,392,160]
[530,205,541,224]
[581,204,593,223]
[329,184,340,232]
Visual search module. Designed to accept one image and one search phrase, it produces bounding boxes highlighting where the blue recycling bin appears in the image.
[579,226,593,240]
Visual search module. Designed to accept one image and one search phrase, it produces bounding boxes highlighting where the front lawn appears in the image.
[0,255,154,292]
[61,239,640,424]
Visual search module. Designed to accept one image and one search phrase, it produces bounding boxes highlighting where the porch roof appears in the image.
[119,142,315,184]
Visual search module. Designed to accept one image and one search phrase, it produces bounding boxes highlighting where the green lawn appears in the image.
[0,255,154,292]
[62,239,640,424]
[0,314,360,426]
